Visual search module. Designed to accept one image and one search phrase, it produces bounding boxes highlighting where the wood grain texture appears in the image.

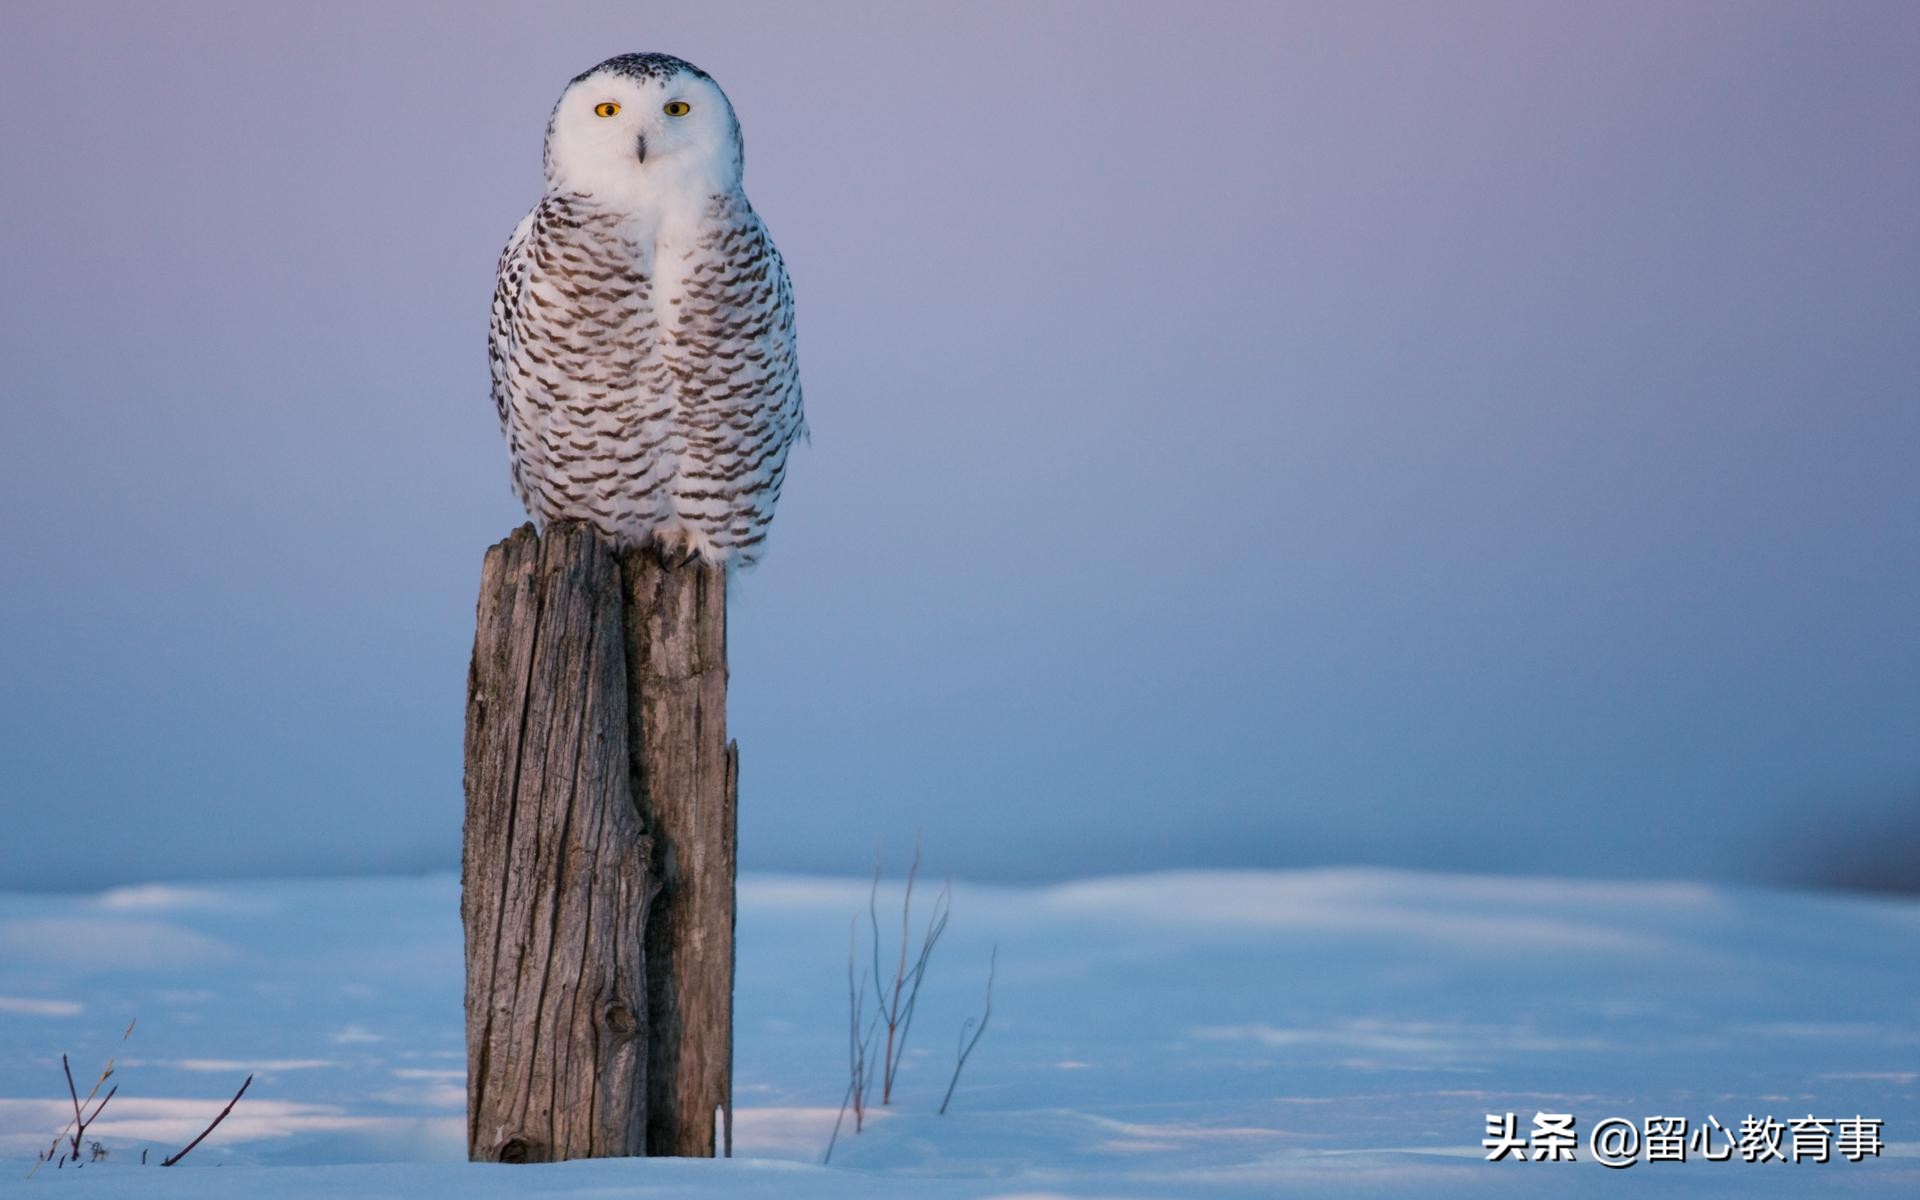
[620,548,737,1158]
[463,522,735,1162]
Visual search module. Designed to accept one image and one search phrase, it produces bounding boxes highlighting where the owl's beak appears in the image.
[634,133,648,164]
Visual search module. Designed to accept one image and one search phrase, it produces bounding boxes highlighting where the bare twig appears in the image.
[866,858,886,1012]
[824,1075,855,1164]
[888,880,949,1102]
[36,1052,118,1177]
[63,1055,84,1160]
[849,918,866,1134]
[848,918,866,1134]
[826,917,881,1163]
[85,1085,117,1126]
[868,838,951,1105]
[826,1029,877,1165]
[828,840,965,1157]
[940,945,996,1114]
[160,1074,252,1167]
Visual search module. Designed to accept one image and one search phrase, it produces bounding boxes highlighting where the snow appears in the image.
[2,869,1915,1197]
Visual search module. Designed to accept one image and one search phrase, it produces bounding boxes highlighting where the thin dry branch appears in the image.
[885,881,949,1103]
[32,1046,120,1179]
[85,1086,117,1126]
[939,945,996,1115]
[826,917,880,1164]
[62,1055,84,1160]
[826,840,963,1160]
[868,839,951,1105]
[849,918,866,1133]
[160,1074,252,1167]
[824,1075,854,1165]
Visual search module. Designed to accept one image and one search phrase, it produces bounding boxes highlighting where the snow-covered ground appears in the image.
[1,869,1914,1197]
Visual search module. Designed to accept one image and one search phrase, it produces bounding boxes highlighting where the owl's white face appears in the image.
[544,62,742,205]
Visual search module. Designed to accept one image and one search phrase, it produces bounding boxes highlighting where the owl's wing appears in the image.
[488,205,541,433]
[673,199,807,564]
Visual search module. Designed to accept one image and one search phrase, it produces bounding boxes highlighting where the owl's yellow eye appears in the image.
[663,101,691,117]
[593,102,621,118]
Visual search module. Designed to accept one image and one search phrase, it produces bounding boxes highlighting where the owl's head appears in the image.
[543,54,744,202]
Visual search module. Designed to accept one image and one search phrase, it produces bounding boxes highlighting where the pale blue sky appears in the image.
[2,1,1915,890]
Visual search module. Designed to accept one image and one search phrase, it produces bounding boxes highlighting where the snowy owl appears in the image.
[489,53,805,567]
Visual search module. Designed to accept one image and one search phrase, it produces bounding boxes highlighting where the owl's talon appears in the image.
[650,530,684,566]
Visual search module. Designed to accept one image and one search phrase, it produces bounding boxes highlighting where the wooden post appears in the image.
[462,522,735,1162]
